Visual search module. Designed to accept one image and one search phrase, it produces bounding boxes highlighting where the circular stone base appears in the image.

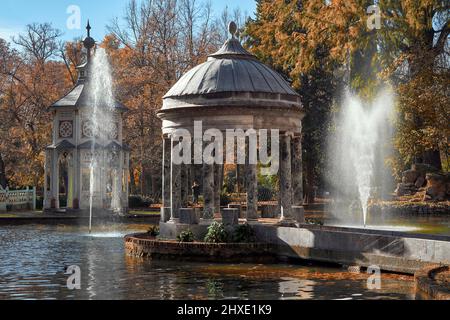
[125,233,277,263]
[415,265,450,300]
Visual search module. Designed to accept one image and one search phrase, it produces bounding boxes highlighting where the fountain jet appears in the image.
[329,88,395,227]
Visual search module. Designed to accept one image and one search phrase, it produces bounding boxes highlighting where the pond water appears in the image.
[0,223,418,300]
[324,214,450,235]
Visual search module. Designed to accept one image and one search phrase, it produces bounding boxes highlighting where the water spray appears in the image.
[89,163,94,234]
[330,88,394,228]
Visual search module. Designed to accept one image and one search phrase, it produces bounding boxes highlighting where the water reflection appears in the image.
[0,223,416,300]
[279,278,315,300]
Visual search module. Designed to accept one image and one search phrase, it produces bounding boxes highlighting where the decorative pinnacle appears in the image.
[83,20,95,63]
[86,20,91,37]
[228,21,237,38]
[83,21,95,49]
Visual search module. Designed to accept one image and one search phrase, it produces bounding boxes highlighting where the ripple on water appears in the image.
[82,232,128,238]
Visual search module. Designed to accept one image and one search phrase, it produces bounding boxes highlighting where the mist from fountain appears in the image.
[87,48,120,232]
[328,88,395,227]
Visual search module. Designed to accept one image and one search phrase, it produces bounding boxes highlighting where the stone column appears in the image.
[52,149,59,209]
[187,163,193,198]
[161,136,171,222]
[125,152,130,203]
[245,136,258,222]
[181,164,189,207]
[292,136,303,206]
[278,132,295,226]
[202,140,215,222]
[169,135,181,223]
[213,164,222,213]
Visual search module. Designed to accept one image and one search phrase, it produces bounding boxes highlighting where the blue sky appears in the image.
[0,0,256,43]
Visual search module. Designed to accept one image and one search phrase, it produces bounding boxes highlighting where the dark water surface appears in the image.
[0,223,417,300]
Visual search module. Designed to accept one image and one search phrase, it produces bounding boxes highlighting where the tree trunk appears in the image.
[304,158,315,204]
[421,149,442,171]
[0,153,7,189]
[129,167,136,194]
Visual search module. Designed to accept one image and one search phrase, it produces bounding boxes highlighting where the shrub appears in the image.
[128,195,153,208]
[232,223,256,243]
[204,222,228,243]
[58,195,67,208]
[305,218,324,226]
[177,230,195,243]
[147,225,160,237]
[128,195,143,208]
[35,196,44,210]
[141,196,154,208]
[257,185,274,201]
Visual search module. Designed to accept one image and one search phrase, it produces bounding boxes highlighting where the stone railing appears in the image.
[0,186,36,212]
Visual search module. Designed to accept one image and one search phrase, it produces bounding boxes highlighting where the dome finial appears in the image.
[86,20,91,37]
[83,20,95,62]
[228,21,237,38]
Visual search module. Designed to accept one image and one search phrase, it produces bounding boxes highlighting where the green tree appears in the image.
[246,0,340,202]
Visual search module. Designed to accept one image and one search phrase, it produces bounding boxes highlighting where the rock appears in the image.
[446,173,450,197]
[395,183,417,196]
[402,169,420,184]
[415,176,426,188]
[412,163,438,175]
[424,173,447,201]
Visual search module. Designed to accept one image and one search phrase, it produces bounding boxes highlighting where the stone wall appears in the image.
[252,224,450,274]
[125,234,276,263]
[126,224,450,275]
[415,265,450,300]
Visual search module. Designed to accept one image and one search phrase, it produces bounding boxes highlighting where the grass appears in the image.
[372,200,449,208]
[0,210,44,218]
[0,214,19,218]
[128,210,160,216]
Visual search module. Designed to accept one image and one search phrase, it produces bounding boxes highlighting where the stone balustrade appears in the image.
[0,187,36,212]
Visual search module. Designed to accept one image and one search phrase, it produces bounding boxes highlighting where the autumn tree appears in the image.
[0,24,71,188]
[292,0,450,171]
[106,0,228,197]
[246,0,449,201]
[377,0,450,171]
[246,0,342,203]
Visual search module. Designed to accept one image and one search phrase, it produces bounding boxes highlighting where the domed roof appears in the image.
[163,26,300,106]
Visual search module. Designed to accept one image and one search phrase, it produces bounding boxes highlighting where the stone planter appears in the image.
[292,206,305,223]
[221,208,239,226]
[260,204,278,218]
[228,204,243,218]
[125,234,276,263]
[179,208,199,224]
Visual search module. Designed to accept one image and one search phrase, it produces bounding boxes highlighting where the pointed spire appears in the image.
[83,20,95,63]
[86,20,91,37]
